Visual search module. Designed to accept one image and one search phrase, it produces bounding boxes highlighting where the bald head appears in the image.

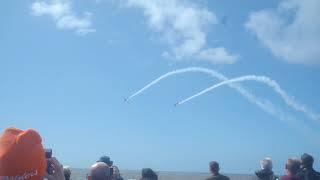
[90,162,112,180]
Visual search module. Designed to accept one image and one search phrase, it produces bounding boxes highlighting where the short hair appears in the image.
[141,168,158,180]
[209,161,220,173]
[285,158,301,175]
[301,153,314,168]
[260,157,273,170]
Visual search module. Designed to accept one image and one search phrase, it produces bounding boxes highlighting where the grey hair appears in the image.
[260,157,273,170]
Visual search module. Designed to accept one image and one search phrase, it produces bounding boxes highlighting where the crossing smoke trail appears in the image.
[177,75,320,122]
[127,67,287,123]
[128,67,247,100]
[127,67,320,141]
[127,67,320,124]
[128,68,224,100]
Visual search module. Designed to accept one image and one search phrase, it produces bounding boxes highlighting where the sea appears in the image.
[70,169,254,180]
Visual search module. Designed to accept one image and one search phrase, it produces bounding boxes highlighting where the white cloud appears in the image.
[246,0,320,64]
[125,0,239,64]
[197,47,239,64]
[31,0,95,35]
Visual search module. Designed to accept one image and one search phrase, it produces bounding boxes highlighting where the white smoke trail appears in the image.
[127,68,223,100]
[128,67,320,141]
[177,75,320,122]
[128,67,238,100]
[127,67,287,123]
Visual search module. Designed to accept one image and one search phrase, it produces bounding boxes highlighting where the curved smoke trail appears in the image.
[127,68,224,100]
[128,67,242,100]
[127,67,320,123]
[127,67,284,124]
[177,75,320,122]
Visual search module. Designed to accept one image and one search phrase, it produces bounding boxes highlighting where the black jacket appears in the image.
[253,169,278,180]
[297,168,320,180]
[206,173,230,180]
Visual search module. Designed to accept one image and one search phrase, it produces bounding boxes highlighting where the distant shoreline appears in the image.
[69,168,255,180]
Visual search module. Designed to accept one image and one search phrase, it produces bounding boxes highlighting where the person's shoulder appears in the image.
[206,175,222,180]
[272,175,279,180]
[206,174,229,180]
[224,176,230,180]
[316,171,320,179]
[220,174,230,180]
[279,175,288,180]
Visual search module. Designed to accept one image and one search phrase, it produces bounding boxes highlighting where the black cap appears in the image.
[97,156,113,166]
[301,153,314,167]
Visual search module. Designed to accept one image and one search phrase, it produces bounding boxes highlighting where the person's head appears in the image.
[63,166,72,180]
[301,153,314,169]
[260,157,273,170]
[90,162,112,180]
[141,168,158,180]
[285,158,301,176]
[209,161,220,174]
[97,156,113,166]
[0,127,47,180]
[111,165,121,179]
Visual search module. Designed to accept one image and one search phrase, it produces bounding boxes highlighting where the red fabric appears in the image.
[0,128,47,180]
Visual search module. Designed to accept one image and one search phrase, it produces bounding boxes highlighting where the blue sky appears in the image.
[1,0,320,175]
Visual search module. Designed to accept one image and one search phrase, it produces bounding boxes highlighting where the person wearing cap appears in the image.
[97,156,113,167]
[89,162,113,180]
[140,168,158,180]
[297,153,320,180]
[0,127,65,180]
[206,161,230,180]
[281,158,301,180]
[252,157,278,180]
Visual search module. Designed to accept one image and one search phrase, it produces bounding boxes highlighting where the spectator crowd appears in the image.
[0,127,319,180]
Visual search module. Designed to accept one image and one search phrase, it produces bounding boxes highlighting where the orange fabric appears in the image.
[0,128,47,180]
